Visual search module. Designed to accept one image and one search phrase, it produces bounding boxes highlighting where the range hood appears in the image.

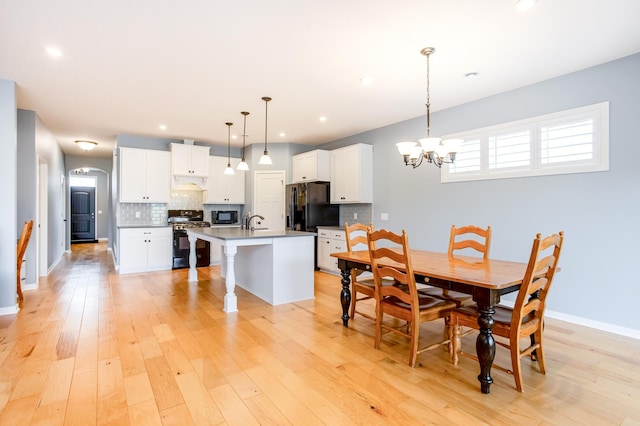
[172,176,207,190]
[170,139,209,190]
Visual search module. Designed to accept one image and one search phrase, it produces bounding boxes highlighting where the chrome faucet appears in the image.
[246,214,265,231]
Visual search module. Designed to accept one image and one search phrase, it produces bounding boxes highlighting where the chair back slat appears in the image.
[345,222,372,252]
[448,224,492,259]
[511,232,564,331]
[367,229,417,304]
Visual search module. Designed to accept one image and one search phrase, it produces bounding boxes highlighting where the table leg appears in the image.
[223,245,238,313]
[187,234,198,282]
[476,303,496,394]
[339,266,352,327]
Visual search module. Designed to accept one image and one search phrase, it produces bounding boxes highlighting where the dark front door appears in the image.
[71,186,96,243]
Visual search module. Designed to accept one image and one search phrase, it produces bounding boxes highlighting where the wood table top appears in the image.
[331,249,529,290]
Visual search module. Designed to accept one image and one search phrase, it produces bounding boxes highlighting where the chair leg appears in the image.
[374,307,382,350]
[452,325,461,366]
[349,286,357,319]
[534,328,546,374]
[446,320,455,361]
[511,339,524,392]
[408,319,419,367]
[16,276,23,301]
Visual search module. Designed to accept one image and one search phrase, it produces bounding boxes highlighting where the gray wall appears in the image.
[17,110,37,288]
[34,114,66,274]
[319,53,640,333]
[0,80,17,311]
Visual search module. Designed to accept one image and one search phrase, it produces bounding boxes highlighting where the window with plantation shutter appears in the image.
[442,102,608,182]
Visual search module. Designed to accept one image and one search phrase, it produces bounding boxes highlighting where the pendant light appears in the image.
[224,122,235,175]
[258,96,273,165]
[237,111,250,171]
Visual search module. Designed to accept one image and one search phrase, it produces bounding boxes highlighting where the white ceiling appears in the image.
[2,0,639,158]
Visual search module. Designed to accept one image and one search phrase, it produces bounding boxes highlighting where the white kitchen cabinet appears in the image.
[317,227,346,274]
[170,143,210,177]
[119,147,171,203]
[118,227,172,274]
[292,150,331,183]
[330,144,373,204]
[203,156,245,204]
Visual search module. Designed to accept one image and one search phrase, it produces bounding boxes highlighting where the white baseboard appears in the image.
[48,254,63,275]
[98,238,108,242]
[498,299,640,340]
[0,304,19,316]
[23,281,38,292]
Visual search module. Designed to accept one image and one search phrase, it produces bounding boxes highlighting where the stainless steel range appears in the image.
[168,210,211,269]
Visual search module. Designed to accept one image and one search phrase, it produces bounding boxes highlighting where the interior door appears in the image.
[253,171,285,231]
[71,186,96,242]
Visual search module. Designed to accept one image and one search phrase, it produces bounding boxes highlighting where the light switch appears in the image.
[381,213,389,221]
[353,213,358,219]
[135,211,141,218]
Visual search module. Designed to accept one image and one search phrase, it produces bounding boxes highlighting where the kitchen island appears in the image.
[185,228,315,312]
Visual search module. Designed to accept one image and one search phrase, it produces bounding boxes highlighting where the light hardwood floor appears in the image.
[1,242,639,425]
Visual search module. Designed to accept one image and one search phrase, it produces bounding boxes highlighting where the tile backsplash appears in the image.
[339,204,373,227]
[118,190,371,228]
[118,189,244,225]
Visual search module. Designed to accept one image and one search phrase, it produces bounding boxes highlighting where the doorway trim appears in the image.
[38,161,48,279]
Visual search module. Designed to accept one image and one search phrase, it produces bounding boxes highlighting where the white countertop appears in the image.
[186,227,315,241]
[117,224,171,229]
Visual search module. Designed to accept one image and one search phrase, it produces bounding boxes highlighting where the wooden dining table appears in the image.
[331,249,531,394]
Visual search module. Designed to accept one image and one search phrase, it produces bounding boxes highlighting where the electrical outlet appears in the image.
[381,213,389,221]
[353,213,358,219]
[135,211,141,218]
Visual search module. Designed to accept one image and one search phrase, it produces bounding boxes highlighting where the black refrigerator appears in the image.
[286,182,339,232]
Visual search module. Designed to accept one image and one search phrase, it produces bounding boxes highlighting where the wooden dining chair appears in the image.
[446,231,564,392]
[344,222,376,321]
[345,222,396,322]
[421,224,492,307]
[16,220,34,301]
[367,228,456,367]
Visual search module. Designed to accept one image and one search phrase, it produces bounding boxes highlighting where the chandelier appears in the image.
[396,47,462,168]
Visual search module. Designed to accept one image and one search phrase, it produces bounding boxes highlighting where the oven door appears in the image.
[172,230,211,269]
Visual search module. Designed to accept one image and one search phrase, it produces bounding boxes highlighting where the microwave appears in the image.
[212,210,238,224]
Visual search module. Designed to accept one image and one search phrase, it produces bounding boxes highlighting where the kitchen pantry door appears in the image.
[70,186,97,243]
[253,170,285,231]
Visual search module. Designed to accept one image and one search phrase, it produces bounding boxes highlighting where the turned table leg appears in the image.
[339,264,352,327]
[476,303,496,394]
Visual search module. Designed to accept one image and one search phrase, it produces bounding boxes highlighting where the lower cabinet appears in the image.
[119,227,172,274]
[317,228,346,274]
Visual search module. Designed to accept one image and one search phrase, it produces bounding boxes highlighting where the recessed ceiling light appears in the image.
[232,134,238,139]
[319,116,327,122]
[45,46,63,58]
[515,0,537,11]
[360,75,374,86]
[464,71,480,79]
[279,132,286,137]
[159,124,167,130]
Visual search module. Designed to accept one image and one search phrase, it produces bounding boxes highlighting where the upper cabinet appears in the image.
[204,156,246,204]
[170,143,210,177]
[119,147,170,203]
[330,144,373,204]
[170,142,210,189]
[292,150,331,183]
